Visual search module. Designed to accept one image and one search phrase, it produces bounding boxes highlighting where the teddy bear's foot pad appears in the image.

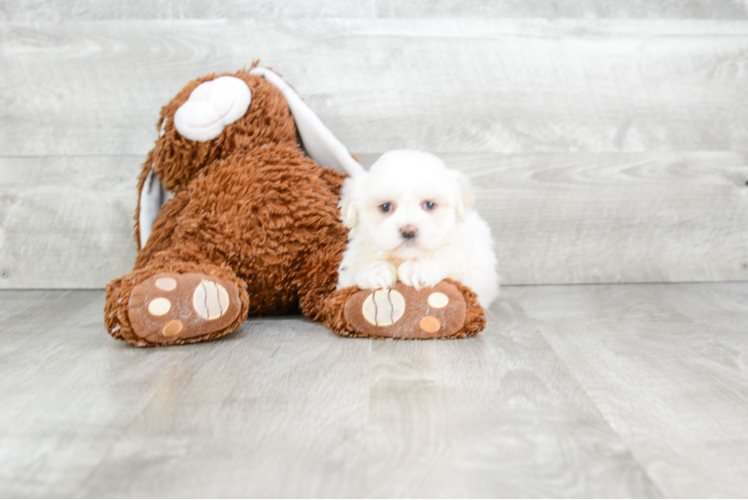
[128,273,242,344]
[344,281,467,339]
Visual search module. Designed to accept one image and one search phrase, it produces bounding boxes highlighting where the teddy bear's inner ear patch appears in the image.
[173,76,252,142]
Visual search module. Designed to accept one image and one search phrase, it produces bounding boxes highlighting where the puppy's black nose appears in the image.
[400,225,418,240]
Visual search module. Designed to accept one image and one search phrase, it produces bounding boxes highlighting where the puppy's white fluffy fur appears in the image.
[337,150,499,307]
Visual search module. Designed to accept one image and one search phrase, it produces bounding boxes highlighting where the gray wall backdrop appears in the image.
[2,0,747,288]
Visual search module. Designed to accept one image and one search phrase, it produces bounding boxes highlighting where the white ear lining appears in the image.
[249,67,365,178]
[138,167,172,248]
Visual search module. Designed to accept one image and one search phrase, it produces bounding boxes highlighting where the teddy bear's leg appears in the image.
[303,279,486,340]
[105,259,249,347]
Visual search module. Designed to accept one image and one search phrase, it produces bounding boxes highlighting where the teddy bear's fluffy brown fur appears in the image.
[104,67,485,347]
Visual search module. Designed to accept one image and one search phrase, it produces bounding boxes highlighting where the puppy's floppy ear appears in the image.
[338,177,359,229]
[453,170,474,221]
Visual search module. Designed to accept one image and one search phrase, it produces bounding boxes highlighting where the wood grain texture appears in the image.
[375,0,748,19]
[0,290,173,496]
[4,0,748,21]
[0,290,372,497]
[0,287,675,498]
[516,283,748,497]
[4,20,748,156]
[0,0,378,21]
[3,284,747,496]
[3,15,748,288]
[0,156,141,289]
[451,151,748,285]
[363,304,661,497]
[76,317,373,498]
[4,152,743,289]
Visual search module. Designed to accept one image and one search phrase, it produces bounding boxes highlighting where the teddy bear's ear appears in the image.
[173,76,252,142]
[250,67,365,179]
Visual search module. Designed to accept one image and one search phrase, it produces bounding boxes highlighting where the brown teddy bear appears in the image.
[104,65,486,347]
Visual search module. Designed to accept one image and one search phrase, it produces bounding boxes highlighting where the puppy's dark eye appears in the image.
[422,201,437,211]
[379,202,393,213]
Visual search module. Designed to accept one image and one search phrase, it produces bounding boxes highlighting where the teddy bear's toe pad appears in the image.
[128,273,241,344]
[344,281,466,339]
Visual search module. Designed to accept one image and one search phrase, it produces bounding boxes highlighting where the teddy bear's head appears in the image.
[137,66,365,248]
[149,69,298,192]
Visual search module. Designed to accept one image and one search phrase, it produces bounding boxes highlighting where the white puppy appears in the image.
[337,150,499,307]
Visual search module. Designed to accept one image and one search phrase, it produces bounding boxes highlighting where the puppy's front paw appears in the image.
[356,261,398,290]
[398,260,447,291]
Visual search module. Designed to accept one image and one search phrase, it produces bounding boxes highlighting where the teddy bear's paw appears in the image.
[128,273,242,345]
[343,281,467,339]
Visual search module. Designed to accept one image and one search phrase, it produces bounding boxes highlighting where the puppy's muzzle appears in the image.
[400,225,418,240]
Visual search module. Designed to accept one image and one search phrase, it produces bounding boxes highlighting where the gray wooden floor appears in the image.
[1,283,747,498]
